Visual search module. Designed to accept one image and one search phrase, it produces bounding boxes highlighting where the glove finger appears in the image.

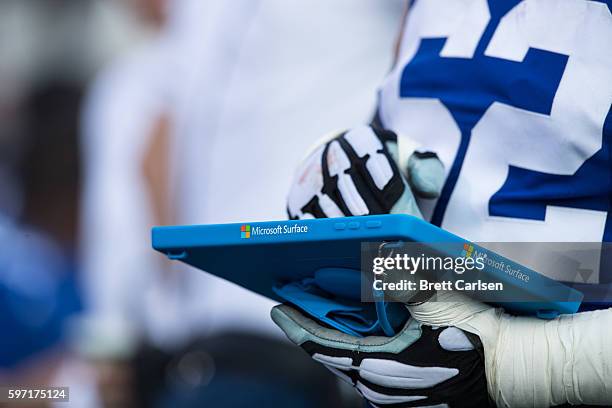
[325,140,369,215]
[343,126,394,191]
[344,130,419,218]
[355,382,428,406]
[271,303,369,349]
[382,142,422,218]
[330,127,407,215]
[437,327,476,351]
[359,358,459,389]
[407,152,445,199]
[390,185,424,218]
[405,290,501,353]
[406,291,492,327]
[271,304,423,354]
[287,143,344,219]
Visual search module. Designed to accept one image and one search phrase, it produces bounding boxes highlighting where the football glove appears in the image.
[272,303,491,408]
[286,125,444,220]
[407,291,612,408]
[279,125,492,407]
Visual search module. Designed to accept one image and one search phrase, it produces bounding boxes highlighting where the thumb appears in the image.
[406,291,504,401]
[385,132,445,199]
[405,291,502,351]
[407,152,445,199]
[406,291,491,327]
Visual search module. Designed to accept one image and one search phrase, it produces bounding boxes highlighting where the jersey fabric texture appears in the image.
[378,0,612,293]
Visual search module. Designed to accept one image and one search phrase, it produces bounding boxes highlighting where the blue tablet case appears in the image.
[152,214,583,328]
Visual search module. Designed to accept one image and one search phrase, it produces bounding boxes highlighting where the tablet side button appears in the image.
[167,250,187,260]
[366,221,382,229]
[348,221,360,229]
[334,222,346,230]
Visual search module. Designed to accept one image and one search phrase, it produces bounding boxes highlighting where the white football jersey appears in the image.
[378,0,612,286]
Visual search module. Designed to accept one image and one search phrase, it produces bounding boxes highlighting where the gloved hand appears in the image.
[407,291,612,408]
[278,125,612,407]
[278,125,492,407]
[286,125,444,219]
[271,303,491,407]
[274,290,612,408]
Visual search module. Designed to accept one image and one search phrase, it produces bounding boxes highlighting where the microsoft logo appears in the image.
[240,224,251,239]
[461,243,474,258]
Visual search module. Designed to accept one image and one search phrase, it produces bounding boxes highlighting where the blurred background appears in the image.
[0,0,404,406]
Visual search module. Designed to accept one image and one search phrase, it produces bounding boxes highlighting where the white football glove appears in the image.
[287,125,444,220]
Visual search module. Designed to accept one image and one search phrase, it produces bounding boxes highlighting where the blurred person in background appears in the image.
[0,0,121,395]
[74,0,206,405]
[0,83,83,400]
[76,0,405,406]
[0,0,168,405]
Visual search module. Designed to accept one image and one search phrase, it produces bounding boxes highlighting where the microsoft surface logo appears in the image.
[240,224,251,239]
[461,243,474,258]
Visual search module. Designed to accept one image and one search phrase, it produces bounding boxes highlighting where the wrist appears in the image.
[488,309,612,407]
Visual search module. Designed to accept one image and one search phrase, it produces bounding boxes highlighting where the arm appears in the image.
[408,291,612,407]
[277,125,612,407]
[79,60,169,357]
